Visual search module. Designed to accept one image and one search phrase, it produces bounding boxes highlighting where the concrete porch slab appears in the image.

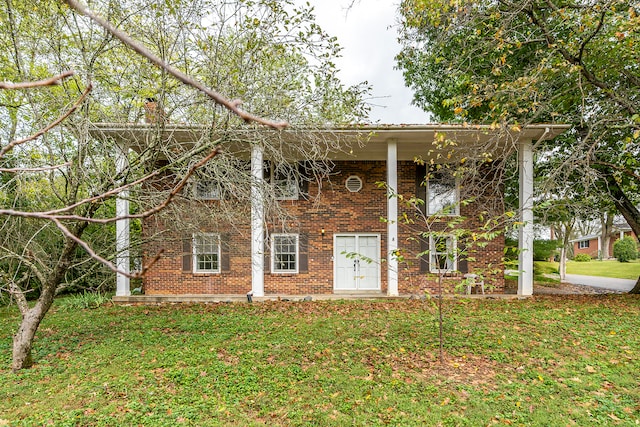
[112,293,527,304]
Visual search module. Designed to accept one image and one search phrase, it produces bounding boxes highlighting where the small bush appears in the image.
[573,253,592,262]
[57,291,111,311]
[613,236,638,263]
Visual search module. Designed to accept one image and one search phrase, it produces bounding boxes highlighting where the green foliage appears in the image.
[1,298,640,425]
[573,253,592,262]
[397,0,640,246]
[56,292,112,311]
[613,236,639,263]
[533,239,559,262]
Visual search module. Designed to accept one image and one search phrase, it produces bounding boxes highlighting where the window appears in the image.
[272,234,298,273]
[266,162,299,200]
[427,171,459,215]
[578,240,590,249]
[193,233,220,273]
[194,180,222,200]
[430,234,457,272]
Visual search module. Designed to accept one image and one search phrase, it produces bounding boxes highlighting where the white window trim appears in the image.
[429,234,457,273]
[578,240,590,249]
[193,233,221,274]
[194,180,223,200]
[426,173,460,216]
[271,233,299,274]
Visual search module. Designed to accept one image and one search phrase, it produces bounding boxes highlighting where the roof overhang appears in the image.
[90,123,570,161]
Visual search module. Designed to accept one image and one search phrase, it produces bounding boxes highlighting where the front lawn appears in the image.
[565,259,640,280]
[2,297,639,426]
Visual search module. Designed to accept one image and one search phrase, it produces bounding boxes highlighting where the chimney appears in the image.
[144,97,166,124]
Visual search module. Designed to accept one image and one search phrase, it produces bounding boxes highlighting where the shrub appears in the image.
[533,239,559,261]
[613,236,638,263]
[573,253,592,262]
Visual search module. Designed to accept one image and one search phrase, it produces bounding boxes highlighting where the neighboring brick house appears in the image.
[571,222,638,259]
[93,123,568,299]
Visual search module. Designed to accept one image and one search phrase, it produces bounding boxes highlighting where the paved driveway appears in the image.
[563,274,637,292]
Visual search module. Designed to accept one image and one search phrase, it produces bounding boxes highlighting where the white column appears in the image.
[251,144,265,297]
[518,140,534,296]
[387,139,399,296]
[115,145,130,296]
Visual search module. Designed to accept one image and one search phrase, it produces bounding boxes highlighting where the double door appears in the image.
[334,235,380,291]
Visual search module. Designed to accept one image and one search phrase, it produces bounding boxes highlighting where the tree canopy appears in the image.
[397,0,640,291]
[1,0,370,370]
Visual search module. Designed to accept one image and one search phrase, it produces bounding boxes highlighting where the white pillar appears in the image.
[518,140,534,296]
[251,144,265,297]
[115,145,130,296]
[387,139,399,296]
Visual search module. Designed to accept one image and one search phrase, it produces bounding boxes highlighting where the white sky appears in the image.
[299,0,429,124]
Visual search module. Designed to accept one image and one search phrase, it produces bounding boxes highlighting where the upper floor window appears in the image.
[194,180,223,200]
[266,163,299,200]
[427,171,459,216]
[193,233,220,273]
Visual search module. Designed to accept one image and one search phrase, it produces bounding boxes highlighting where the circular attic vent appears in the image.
[345,175,363,193]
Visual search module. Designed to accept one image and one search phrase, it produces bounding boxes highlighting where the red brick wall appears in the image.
[573,238,599,258]
[142,160,505,295]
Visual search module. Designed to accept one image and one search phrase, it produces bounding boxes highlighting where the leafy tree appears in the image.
[397,0,640,292]
[1,0,369,371]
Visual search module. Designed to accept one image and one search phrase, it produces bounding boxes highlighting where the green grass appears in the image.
[565,259,640,280]
[2,297,640,426]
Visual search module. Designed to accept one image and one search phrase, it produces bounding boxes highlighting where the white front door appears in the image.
[334,234,380,291]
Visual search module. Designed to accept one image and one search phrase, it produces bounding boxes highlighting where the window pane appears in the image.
[430,235,455,272]
[427,172,457,215]
[194,234,220,272]
[196,180,221,200]
[273,167,299,200]
[273,235,298,272]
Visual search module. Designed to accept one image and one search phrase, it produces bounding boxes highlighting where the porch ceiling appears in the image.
[90,123,570,161]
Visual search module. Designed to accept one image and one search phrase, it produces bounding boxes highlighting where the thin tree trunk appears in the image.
[630,277,640,295]
[12,303,52,371]
[11,224,86,371]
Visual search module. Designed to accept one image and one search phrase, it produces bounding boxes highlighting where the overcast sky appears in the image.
[299,0,429,124]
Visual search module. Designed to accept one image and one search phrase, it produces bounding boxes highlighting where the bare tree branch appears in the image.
[0,147,221,223]
[0,162,71,173]
[62,0,288,130]
[0,71,75,90]
[0,83,93,158]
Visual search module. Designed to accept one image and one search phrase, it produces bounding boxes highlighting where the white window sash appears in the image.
[193,233,221,273]
[426,174,459,216]
[429,235,457,273]
[271,234,299,273]
[194,180,222,200]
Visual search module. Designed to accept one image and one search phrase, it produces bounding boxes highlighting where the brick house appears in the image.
[94,123,568,300]
[571,221,638,259]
